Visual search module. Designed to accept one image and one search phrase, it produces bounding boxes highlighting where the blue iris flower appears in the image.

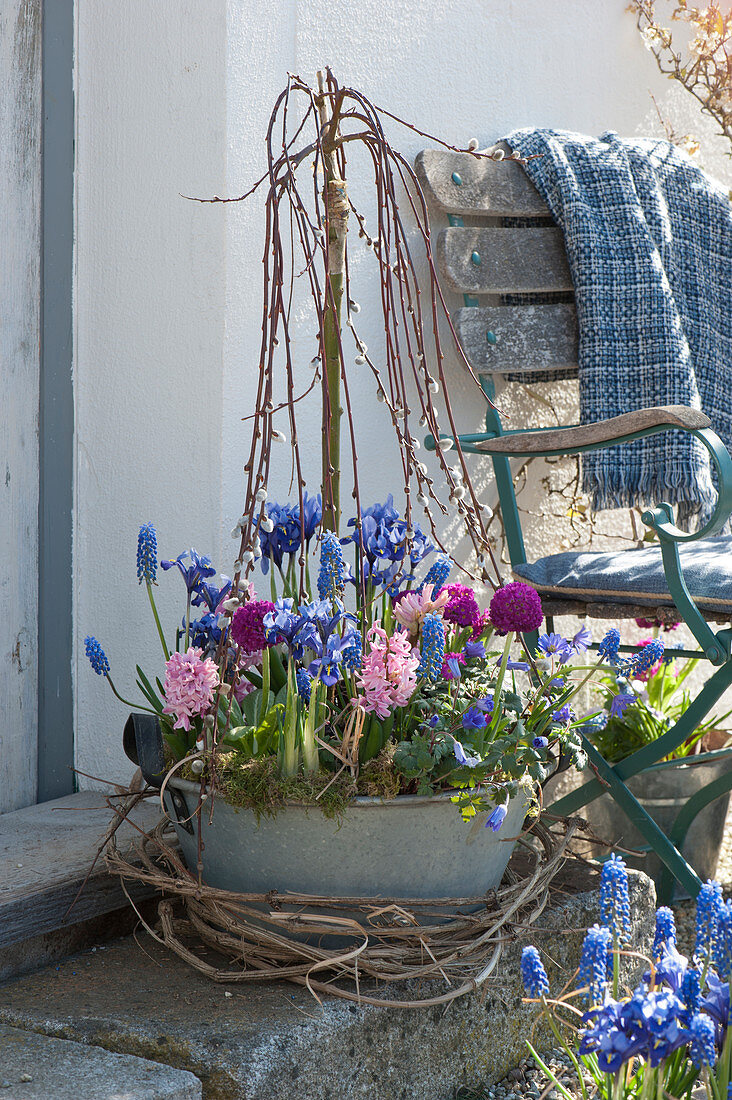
[344,496,433,587]
[161,549,216,593]
[259,492,322,575]
[191,576,232,614]
[187,613,223,657]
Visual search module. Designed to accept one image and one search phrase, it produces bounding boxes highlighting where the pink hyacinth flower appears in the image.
[163,647,220,732]
[353,622,420,719]
[393,584,449,638]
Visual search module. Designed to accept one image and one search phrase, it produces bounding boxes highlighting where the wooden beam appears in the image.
[438,226,572,295]
[456,303,578,375]
[415,145,550,217]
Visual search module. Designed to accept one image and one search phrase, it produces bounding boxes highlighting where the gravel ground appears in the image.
[455,802,732,1100]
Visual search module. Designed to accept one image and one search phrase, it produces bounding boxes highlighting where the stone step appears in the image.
[0,1022,202,1099]
[0,791,162,980]
[0,865,655,1100]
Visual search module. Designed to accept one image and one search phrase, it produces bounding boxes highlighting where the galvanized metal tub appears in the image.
[164,776,532,900]
[546,755,732,895]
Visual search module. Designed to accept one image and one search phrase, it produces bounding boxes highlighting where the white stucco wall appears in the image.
[74,0,732,786]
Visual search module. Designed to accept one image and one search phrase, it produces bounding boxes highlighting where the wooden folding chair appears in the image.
[416,144,732,901]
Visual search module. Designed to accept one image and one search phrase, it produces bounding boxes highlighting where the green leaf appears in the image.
[136,666,164,712]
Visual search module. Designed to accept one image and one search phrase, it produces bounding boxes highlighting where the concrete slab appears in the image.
[0,1022,202,1099]
[0,865,655,1100]
[0,791,162,977]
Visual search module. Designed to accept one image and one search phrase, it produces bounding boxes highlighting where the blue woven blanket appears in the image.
[506,128,732,529]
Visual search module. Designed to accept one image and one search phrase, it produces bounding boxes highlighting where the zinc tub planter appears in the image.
[163,775,533,900]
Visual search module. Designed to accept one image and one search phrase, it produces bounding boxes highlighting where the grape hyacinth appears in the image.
[418,613,445,682]
[317,531,347,602]
[598,627,621,662]
[84,636,110,677]
[136,523,158,585]
[520,945,550,997]
[715,899,732,980]
[689,1012,717,1067]
[578,924,613,1006]
[419,555,451,596]
[695,880,724,963]
[296,668,312,704]
[600,854,631,944]
[681,968,701,1016]
[342,631,363,672]
[652,906,677,962]
[622,638,665,676]
[488,581,543,636]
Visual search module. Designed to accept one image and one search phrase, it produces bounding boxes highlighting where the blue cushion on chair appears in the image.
[513,535,732,614]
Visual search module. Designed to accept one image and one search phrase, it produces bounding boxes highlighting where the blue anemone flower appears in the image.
[452,739,482,768]
[572,625,592,652]
[462,706,489,731]
[537,632,573,663]
[485,803,507,832]
[610,692,636,718]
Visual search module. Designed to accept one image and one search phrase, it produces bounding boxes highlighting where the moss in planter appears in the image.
[356,745,402,799]
[217,755,358,822]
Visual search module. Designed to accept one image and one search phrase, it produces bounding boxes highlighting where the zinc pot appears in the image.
[546,755,731,892]
[163,775,533,900]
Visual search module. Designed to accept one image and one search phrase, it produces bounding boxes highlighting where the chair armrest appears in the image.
[474,405,711,456]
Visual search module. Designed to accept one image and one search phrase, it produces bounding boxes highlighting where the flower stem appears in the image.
[106,675,158,716]
[489,632,514,732]
[146,582,170,660]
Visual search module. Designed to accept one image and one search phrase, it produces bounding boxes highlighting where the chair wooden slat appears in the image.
[456,303,578,376]
[415,146,550,217]
[438,227,573,294]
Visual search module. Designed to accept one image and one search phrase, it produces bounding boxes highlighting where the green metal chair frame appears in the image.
[416,146,732,902]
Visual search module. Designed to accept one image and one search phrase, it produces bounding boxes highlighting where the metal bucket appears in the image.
[546,756,732,893]
[163,776,532,901]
